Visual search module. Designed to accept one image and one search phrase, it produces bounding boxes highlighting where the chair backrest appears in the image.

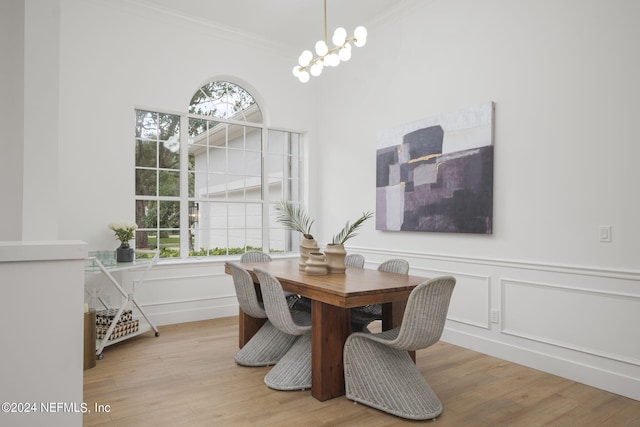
[391,276,456,351]
[226,262,266,319]
[253,267,310,336]
[240,251,272,263]
[345,253,365,268]
[378,258,410,275]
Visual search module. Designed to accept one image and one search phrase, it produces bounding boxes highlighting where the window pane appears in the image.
[290,134,300,157]
[136,169,156,196]
[136,140,157,168]
[188,81,262,124]
[188,117,208,140]
[159,141,179,169]
[268,153,284,177]
[159,170,180,197]
[245,151,262,177]
[246,228,263,252]
[228,204,246,228]
[268,133,285,155]
[135,230,157,251]
[158,229,180,258]
[158,113,180,141]
[136,200,157,228]
[209,146,226,172]
[188,170,195,197]
[159,201,179,228]
[269,227,287,253]
[135,110,158,139]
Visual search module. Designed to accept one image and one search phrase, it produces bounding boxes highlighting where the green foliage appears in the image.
[331,211,374,245]
[136,244,283,259]
[274,201,315,239]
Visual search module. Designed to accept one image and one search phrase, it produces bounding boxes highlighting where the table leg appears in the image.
[311,300,350,401]
[381,301,416,362]
[238,308,266,349]
[381,301,405,330]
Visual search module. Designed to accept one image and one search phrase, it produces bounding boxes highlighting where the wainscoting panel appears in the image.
[415,266,491,329]
[89,261,238,326]
[350,246,640,401]
[502,279,640,365]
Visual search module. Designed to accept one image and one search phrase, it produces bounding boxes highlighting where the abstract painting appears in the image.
[376,102,494,234]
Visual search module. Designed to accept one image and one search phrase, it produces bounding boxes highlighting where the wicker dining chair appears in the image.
[350,258,410,331]
[345,253,365,268]
[227,262,297,367]
[240,250,272,263]
[254,267,313,391]
[240,250,305,309]
[344,276,456,420]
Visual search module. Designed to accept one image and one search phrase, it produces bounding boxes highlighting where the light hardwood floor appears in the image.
[83,317,640,426]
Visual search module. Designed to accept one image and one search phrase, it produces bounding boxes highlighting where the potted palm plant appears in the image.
[274,201,319,270]
[326,211,374,273]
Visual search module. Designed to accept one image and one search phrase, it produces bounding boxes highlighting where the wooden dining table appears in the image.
[225,258,429,401]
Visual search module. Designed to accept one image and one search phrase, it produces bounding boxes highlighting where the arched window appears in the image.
[135,80,302,259]
[189,81,262,123]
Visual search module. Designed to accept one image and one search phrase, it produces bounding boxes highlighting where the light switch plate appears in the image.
[599,225,612,243]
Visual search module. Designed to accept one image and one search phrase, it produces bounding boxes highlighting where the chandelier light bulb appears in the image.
[315,40,328,56]
[310,61,323,77]
[338,43,352,61]
[292,66,301,77]
[332,27,347,46]
[298,71,310,83]
[325,53,340,67]
[298,50,313,67]
[353,26,368,47]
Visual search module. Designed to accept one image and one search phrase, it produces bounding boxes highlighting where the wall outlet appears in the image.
[491,309,500,324]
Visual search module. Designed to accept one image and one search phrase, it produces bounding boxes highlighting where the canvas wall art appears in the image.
[376,102,494,234]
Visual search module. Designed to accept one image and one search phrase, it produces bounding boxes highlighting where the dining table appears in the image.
[225,258,429,401]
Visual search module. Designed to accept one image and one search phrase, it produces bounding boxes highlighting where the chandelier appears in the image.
[292,0,368,83]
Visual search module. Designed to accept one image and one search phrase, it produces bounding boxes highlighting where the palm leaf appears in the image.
[274,201,315,238]
[331,211,374,244]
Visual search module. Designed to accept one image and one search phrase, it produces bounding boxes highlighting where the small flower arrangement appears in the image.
[108,221,138,246]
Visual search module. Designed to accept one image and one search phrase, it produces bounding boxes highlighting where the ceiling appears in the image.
[140,0,405,50]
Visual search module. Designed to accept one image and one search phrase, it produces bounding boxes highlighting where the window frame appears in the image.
[134,105,305,260]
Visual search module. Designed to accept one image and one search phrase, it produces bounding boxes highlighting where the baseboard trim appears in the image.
[441,327,640,401]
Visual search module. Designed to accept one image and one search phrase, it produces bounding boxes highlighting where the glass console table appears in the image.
[85,250,160,359]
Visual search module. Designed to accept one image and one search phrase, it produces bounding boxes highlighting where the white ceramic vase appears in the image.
[325,243,346,274]
[305,252,328,275]
[299,235,320,270]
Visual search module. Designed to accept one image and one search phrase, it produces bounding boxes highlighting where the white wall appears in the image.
[312,0,640,400]
[55,0,317,251]
[0,241,87,427]
[0,0,24,240]
[4,0,639,403]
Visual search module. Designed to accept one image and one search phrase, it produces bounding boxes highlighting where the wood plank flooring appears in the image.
[83,317,640,426]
